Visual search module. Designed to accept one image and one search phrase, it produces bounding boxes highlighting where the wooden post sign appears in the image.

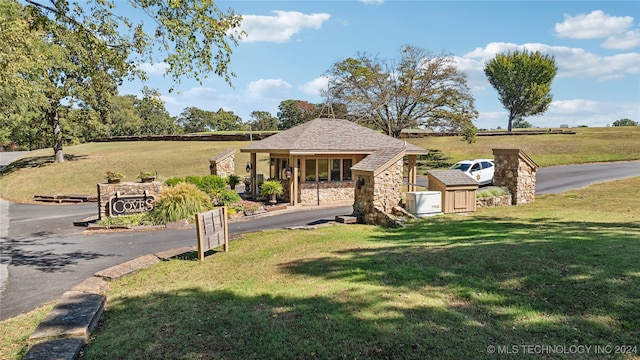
[195,207,229,261]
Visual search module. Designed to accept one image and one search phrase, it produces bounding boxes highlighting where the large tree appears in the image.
[277,100,322,130]
[1,0,243,161]
[484,49,557,133]
[612,118,638,126]
[324,44,478,140]
[178,107,219,133]
[248,111,278,131]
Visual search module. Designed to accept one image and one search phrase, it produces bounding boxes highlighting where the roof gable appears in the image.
[241,118,426,155]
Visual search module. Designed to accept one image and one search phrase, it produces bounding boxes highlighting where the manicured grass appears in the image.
[0,304,53,360]
[409,126,640,167]
[2,127,639,203]
[68,177,638,359]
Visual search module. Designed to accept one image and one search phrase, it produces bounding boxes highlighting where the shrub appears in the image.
[186,175,226,193]
[226,174,241,189]
[165,177,185,187]
[260,180,283,198]
[96,214,153,227]
[147,183,213,224]
[477,187,510,198]
[230,200,263,213]
[212,188,241,206]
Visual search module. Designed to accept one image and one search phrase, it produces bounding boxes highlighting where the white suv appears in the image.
[449,159,495,185]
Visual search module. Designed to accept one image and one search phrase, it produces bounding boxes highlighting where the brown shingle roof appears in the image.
[351,147,405,174]
[240,118,426,155]
[427,170,479,186]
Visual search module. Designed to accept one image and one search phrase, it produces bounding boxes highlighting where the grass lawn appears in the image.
[48,177,635,359]
[1,126,639,203]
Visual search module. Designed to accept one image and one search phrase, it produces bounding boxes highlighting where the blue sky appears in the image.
[121,1,640,129]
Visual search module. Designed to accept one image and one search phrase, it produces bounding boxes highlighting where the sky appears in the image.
[120,1,640,130]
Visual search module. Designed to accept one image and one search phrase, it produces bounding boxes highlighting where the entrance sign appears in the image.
[195,207,229,261]
[109,194,155,216]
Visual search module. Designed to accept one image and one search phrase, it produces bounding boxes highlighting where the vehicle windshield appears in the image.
[451,163,471,171]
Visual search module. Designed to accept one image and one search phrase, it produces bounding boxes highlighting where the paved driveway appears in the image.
[1,151,639,320]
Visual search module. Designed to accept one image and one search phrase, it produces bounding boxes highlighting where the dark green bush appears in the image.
[212,188,241,206]
[186,175,226,193]
[165,177,185,187]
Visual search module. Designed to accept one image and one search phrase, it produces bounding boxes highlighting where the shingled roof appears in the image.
[240,118,426,155]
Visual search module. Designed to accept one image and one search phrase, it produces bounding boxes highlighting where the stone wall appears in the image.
[209,149,235,178]
[353,159,404,225]
[492,149,538,205]
[97,182,164,219]
[476,194,513,208]
[299,180,355,205]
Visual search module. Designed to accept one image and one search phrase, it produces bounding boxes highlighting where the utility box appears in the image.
[427,170,479,213]
[406,191,442,216]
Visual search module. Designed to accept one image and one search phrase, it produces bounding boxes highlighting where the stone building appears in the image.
[208,148,235,178]
[240,118,427,224]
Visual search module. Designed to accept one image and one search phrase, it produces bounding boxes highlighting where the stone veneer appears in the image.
[353,158,404,225]
[209,148,235,178]
[97,182,164,219]
[476,194,513,208]
[299,180,356,205]
[492,149,538,205]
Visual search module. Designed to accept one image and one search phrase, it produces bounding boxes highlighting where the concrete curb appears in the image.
[23,248,193,360]
[22,204,351,359]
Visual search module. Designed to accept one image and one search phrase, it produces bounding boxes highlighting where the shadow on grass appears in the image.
[82,217,639,359]
[0,154,87,175]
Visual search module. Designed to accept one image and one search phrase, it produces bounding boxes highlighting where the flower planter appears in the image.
[107,179,121,184]
[140,178,155,183]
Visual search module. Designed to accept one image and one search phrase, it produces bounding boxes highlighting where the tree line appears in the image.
[7,0,607,160]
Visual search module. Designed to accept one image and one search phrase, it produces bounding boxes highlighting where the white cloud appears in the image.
[602,29,640,49]
[359,0,384,4]
[463,42,640,81]
[137,62,169,76]
[300,76,329,97]
[183,87,216,98]
[555,10,639,50]
[555,10,633,39]
[240,11,331,43]
[246,79,292,99]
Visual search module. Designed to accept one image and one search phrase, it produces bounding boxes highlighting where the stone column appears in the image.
[492,149,539,205]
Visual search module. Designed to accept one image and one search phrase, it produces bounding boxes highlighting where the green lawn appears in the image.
[69,177,638,359]
[1,126,639,203]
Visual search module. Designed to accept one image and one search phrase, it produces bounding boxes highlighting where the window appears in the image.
[318,159,329,181]
[481,161,493,169]
[305,159,316,181]
[343,159,353,180]
[330,159,341,181]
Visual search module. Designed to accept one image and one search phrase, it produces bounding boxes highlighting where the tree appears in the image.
[134,88,181,135]
[178,107,219,133]
[212,108,245,131]
[277,100,322,130]
[324,44,478,140]
[484,49,557,133]
[512,118,533,129]
[248,111,278,131]
[110,95,144,136]
[612,118,638,126]
[1,0,243,162]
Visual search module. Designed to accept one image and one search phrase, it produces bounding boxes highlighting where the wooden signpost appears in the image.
[195,207,229,261]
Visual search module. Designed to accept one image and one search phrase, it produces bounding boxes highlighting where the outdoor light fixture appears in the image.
[285,166,292,179]
[245,163,252,173]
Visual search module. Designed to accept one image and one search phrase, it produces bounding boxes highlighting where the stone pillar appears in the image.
[208,148,235,178]
[492,149,539,205]
[352,158,404,225]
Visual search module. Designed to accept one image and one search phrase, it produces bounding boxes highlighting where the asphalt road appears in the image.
[1,151,639,321]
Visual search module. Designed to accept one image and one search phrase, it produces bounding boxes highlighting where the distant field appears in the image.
[1,126,639,203]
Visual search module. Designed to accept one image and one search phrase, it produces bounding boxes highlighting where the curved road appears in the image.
[1,151,639,320]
